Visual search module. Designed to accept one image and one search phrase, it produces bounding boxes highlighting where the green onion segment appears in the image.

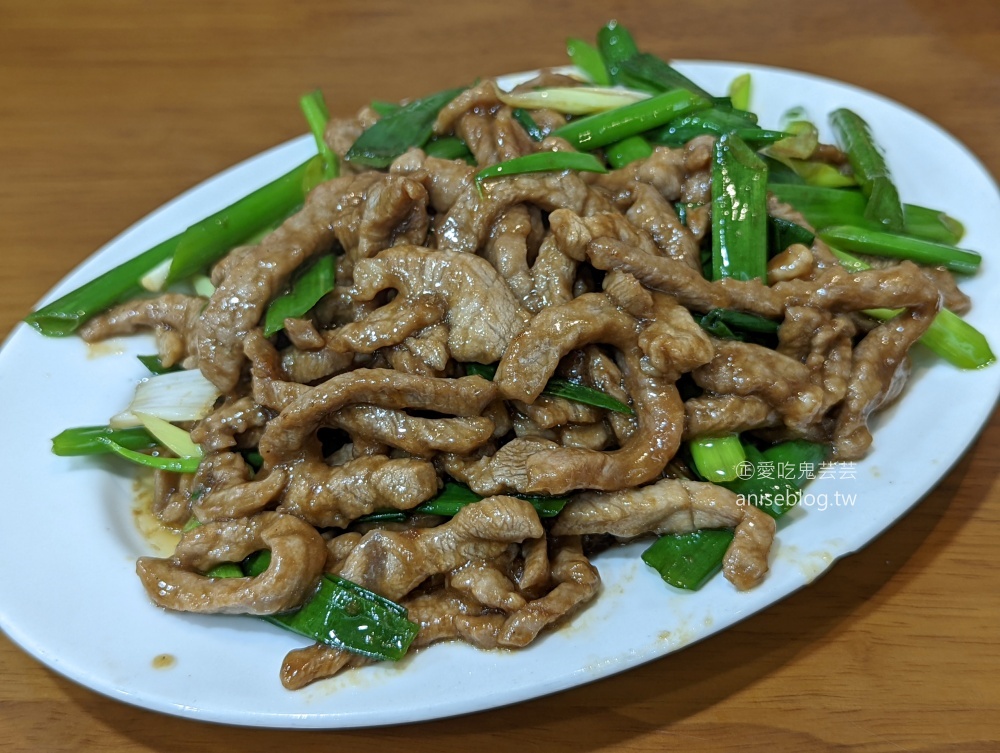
[262,254,336,337]
[475,151,608,190]
[464,362,633,415]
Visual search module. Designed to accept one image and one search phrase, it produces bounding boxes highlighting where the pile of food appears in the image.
[30,23,991,690]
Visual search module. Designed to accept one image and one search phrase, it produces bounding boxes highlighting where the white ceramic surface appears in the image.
[0,62,998,728]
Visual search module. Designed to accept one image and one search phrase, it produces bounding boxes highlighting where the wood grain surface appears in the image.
[1,1,998,751]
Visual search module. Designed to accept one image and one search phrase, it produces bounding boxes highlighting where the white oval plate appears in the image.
[1,62,998,728]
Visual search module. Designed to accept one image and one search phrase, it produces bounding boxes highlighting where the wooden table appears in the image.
[1,1,998,750]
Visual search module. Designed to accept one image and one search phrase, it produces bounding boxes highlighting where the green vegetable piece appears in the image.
[769,216,816,254]
[205,562,245,579]
[711,132,769,282]
[728,73,751,111]
[134,412,202,460]
[605,135,654,169]
[240,551,418,661]
[662,107,761,137]
[137,354,181,375]
[95,437,201,473]
[597,20,641,85]
[868,307,995,369]
[651,121,787,150]
[619,52,713,99]
[345,86,465,168]
[262,254,336,337]
[512,108,544,142]
[266,576,418,661]
[689,435,746,482]
[463,363,497,379]
[761,440,829,488]
[697,309,779,340]
[475,151,608,190]
[243,450,264,470]
[783,159,857,188]
[552,89,711,151]
[767,120,818,160]
[351,510,409,524]
[464,363,633,415]
[355,482,567,524]
[51,425,157,456]
[25,234,178,337]
[424,136,475,162]
[818,225,981,275]
[829,108,904,232]
[642,529,735,590]
[722,440,828,518]
[768,183,964,245]
[369,100,401,117]
[566,37,611,86]
[828,247,994,369]
[415,482,567,519]
[164,156,324,286]
[299,89,339,180]
[542,379,634,415]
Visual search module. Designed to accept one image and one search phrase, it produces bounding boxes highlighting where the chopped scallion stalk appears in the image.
[768,183,964,245]
[140,257,172,292]
[415,482,566,518]
[354,482,567,524]
[818,225,981,275]
[597,20,642,86]
[775,158,856,188]
[424,136,475,162]
[164,156,325,286]
[642,529,735,590]
[769,216,816,255]
[497,86,649,115]
[192,275,216,298]
[711,132,769,282]
[110,369,222,429]
[262,254,336,337]
[605,135,654,169]
[721,440,828,518]
[829,108,904,232]
[134,412,202,460]
[205,562,244,579]
[542,379,634,415]
[25,235,178,337]
[51,426,157,457]
[827,247,994,368]
[689,435,746,482]
[511,109,544,142]
[465,362,633,415]
[228,551,419,661]
[697,309,779,341]
[137,354,180,375]
[766,120,819,160]
[552,89,711,151]
[566,37,611,86]
[728,73,751,111]
[475,151,607,190]
[299,89,339,180]
[95,438,201,473]
[619,52,714,99]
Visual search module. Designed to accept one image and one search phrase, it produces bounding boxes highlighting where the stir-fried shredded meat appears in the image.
[86,69,966,689]
[553,478,775,590]
[136,512,327,614]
